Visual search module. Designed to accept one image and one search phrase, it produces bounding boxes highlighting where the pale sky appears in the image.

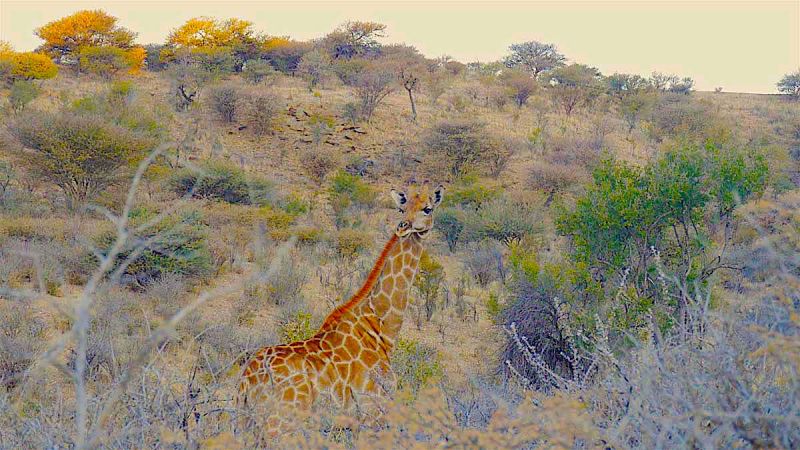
[1,0,798,93]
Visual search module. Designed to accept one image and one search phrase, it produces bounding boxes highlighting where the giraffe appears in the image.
[238,182,444,433]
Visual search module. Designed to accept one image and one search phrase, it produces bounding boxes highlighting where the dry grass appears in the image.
[0,64,798,449]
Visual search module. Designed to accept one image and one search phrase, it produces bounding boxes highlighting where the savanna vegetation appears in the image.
[0,9,798,449]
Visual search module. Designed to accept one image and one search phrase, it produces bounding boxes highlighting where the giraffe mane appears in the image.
[319,233,400,331]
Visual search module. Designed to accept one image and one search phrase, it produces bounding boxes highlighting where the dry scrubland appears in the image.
[0,12,799,449]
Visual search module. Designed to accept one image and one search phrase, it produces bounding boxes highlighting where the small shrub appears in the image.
[239,90,280,135]
[425,118,503,178]
[413,251,445,326]
[391,338,442,399]
[242,59,276,84]
[302,148,340,184]
[95,209,212,286]
[333,228,372,259]
[528,160,589,206]
[486,291,503,323]
[463,196,542,247]
[436,207,465,251]
[342,101,361,125]
[0,302,46,390]
[464,241,505,287]
[8,80,39,113]
[170,161,276,206]
[208,84,239,123]
[280,310,317,342]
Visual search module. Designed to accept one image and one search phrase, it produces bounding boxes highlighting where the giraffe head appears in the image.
[390,182,444,238]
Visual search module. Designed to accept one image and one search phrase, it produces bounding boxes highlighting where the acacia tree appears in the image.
[297,49,331,90]
[352,61,395,122]
[166,17,264,70]
[501,68,538,107]
[325,21,386,59]
[545,64,603,116]
[35,10,138,58]
[384,44,426,122]
[777,70,800,99]
[606,73,655,132]
[9,112,155,209]
[504,41,566,77]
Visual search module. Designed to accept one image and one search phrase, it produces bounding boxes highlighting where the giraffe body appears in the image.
[238,183,442,430]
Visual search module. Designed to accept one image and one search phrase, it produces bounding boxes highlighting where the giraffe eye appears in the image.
[422,207,432,215]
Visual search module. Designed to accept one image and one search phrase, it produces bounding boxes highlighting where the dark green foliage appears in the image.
[170,161,276,206]
[96,208,212,286]
[329,170,376,228]
[436,207,464,251]
[557,144,768,300]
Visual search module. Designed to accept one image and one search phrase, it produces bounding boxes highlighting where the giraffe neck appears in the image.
[319,233,423,345]
[364,233,422,343]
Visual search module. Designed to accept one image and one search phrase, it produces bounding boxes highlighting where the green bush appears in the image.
[9,110,155,210]
[279,310,317,342]
[463,196,541,247]
[95,208,212,286]
[170,161,276,206]
[330,170,376,228]
[391,338,442,399]
[8,80,39,113]
[557,144,768,330]
[413,251,444,325]
[242,59,276,84]
[436,207,465,252]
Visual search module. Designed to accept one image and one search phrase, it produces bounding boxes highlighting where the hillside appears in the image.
[0,11,799,449]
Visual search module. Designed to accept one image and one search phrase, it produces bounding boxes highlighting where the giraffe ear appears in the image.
[431,184,444,208]
[390,189,407,209]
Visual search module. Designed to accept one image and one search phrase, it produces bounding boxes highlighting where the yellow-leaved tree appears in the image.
[165,17,266,70]
[0,41,58,82]
[10,52,59,80]
[34,9,144,76]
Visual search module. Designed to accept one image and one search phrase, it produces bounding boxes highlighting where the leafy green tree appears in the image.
[557,145,767,301]
[545,64,603,116]
[9,111,155,209]
[503,41,566,77]
[777,69,800,99]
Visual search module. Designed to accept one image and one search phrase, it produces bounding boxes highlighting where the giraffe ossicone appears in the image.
[238,182,444,430]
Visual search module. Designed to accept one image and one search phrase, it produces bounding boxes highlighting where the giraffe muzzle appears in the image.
[397,221,411,233]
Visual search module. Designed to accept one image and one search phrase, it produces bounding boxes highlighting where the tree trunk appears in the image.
[406,87,417,122]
